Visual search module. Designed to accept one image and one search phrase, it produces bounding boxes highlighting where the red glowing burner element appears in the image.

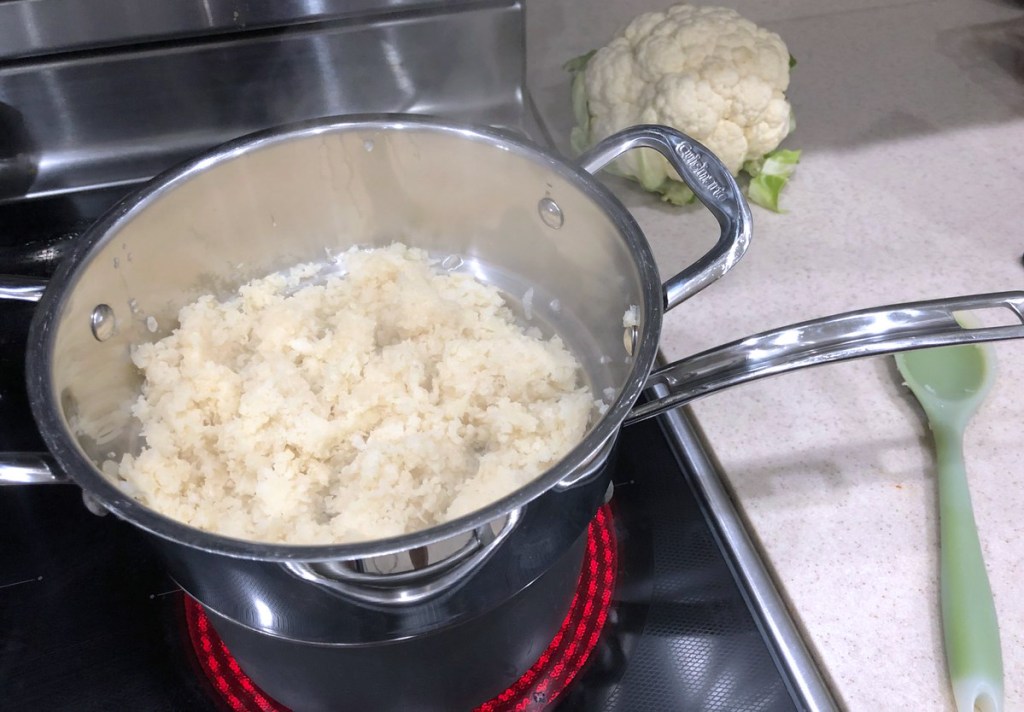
[185,505,617,712]
[476,505,617,712]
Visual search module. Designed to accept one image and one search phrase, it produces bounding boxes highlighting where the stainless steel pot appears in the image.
[2,114,1024,712]
[0,116,752,640]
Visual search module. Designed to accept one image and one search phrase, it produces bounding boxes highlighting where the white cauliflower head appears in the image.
[581,4,793,181]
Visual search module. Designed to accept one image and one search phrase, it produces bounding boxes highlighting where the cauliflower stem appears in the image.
[565,4,802,212]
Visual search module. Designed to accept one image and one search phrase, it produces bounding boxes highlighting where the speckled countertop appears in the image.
[527,0,1024,709]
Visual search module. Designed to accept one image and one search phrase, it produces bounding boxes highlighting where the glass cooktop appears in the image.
[0,375,832,710]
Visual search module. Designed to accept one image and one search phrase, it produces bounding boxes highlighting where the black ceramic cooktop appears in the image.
[0,402,800,711]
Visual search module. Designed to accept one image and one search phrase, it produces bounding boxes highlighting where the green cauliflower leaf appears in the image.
[743,149,802,212]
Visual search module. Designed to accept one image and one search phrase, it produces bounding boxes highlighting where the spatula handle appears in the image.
[934,427,1004,712]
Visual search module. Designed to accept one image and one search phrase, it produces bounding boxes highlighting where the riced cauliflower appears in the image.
[111,245,596,545]
[567,3,801,211]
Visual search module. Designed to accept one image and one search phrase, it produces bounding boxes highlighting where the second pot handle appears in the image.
[578,125,752,310]
[626,291,1024,425]
[0,277,67,485]
[0,275,47,303]
[0,452,68,484]
[283,506,523,606]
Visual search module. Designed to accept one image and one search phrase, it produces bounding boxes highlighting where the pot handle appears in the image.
[625,291,1024,425]
[0,278,73,485]
[0,452,69,484]
[577,125,752,310]
[0,228,83,277]
[282,506,523,606]
[0,274,47,303]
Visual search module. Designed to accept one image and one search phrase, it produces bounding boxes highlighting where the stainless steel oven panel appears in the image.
[0,1,526,204]
[0,0,509,61]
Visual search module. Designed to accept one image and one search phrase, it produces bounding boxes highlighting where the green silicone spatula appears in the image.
[896,342,1003,712]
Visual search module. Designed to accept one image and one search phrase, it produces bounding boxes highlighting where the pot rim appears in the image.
[26,114,664,562]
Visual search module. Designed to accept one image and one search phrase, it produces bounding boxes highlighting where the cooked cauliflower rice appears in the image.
[113,244,595,544]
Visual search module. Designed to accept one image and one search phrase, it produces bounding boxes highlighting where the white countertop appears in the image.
[527,1,1024,709]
